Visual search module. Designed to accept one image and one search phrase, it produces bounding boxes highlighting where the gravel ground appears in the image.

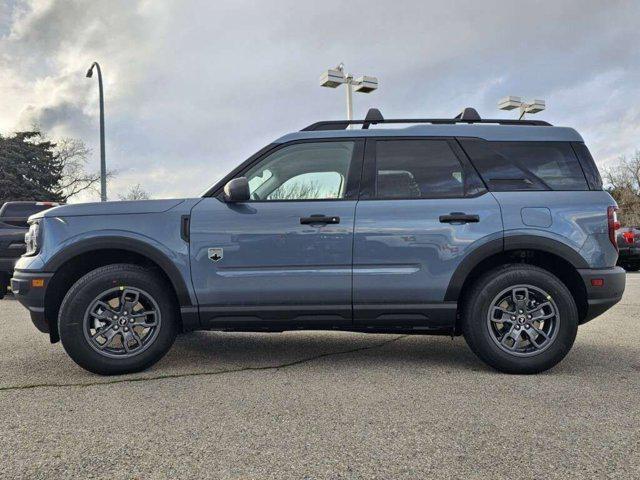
[0,274,638,479]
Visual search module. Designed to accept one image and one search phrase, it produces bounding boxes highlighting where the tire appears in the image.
[462,264,578,374]
[624,264,639,272]
[0,275,7,300]
[58,264,178,375]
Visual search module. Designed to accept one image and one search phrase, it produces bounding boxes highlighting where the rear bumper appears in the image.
[10,270,54,334]
[578,267,626,324]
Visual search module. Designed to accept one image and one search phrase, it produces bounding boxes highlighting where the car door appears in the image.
[353,137,503,328]
[190,139,364,328]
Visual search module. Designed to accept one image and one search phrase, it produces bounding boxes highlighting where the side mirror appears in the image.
[223,177,250,203]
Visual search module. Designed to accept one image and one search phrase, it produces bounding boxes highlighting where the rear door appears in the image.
[353,138,503,328]
[190,139,364,328]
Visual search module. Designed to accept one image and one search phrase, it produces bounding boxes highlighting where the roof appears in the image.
[275,123,584,144]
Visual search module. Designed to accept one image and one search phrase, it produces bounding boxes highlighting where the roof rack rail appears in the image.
[301,107,552,131]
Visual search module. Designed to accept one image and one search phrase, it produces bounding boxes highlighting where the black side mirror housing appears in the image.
[223,177,250,202]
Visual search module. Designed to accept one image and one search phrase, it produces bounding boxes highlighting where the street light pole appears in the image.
[344,74,354,121]
[86,62,107,202]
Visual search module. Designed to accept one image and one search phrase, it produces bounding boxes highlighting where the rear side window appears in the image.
[375,140,465,199]
[459,139,589,191]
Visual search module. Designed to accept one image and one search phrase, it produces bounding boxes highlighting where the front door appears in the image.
[190,139,364,328]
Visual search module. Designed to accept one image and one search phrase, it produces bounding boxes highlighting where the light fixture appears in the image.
[319,63,378,121]
[498,96,546,119]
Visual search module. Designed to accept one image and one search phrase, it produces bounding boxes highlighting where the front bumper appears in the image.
[578,266,626,324]
[10,270,54,334]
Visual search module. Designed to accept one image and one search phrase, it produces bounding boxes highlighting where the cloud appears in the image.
[1,0,639,200]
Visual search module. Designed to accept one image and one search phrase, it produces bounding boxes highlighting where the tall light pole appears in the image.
[86,62,107,202]
[498,96,546,120]
[319,63,378,123]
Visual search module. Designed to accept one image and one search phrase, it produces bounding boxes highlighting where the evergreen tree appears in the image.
[0,131,64,204]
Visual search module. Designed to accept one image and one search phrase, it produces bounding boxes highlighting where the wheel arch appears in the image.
[446,235,589,333]
[43,237,195,342]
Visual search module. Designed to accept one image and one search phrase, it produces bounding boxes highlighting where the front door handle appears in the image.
[300,214,340,225]
[439,212,480,224]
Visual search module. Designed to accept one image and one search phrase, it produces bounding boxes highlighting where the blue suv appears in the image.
[11,108,626,375]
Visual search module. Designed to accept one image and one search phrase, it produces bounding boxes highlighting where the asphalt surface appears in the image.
[0,275,639,480]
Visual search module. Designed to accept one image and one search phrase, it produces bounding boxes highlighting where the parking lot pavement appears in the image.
[0,276,638,480]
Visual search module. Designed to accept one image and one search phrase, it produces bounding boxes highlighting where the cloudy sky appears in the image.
[1,0,639,201]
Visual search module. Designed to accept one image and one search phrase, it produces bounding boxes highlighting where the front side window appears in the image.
[243,142,354,201]
[375,140,465,199]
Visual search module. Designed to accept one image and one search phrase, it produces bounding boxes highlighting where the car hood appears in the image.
[33,199,189,219]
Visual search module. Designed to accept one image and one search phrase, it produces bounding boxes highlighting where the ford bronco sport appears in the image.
[11,108,625,375]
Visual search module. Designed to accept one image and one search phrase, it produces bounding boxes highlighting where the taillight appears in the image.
[623,230,635,244]
[608,206,620,250]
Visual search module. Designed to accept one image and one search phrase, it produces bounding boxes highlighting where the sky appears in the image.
[0,0,639,201]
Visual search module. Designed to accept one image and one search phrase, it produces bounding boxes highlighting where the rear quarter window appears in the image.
[572,142,603,190]
[459,139,589,191]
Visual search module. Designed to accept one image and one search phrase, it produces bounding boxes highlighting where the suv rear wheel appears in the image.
[0,273,7,300]
[462,264,578,374]
[58,264,178,375]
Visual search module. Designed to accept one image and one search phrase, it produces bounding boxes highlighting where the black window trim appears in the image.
[359,136,487,201]
[208,138,365,203]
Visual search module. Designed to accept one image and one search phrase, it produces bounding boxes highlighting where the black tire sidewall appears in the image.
[463,265,578,374]
[0,273,8,299]
[59,265,177,375]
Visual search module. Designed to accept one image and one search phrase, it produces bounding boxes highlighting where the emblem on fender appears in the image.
[208,248,223,262]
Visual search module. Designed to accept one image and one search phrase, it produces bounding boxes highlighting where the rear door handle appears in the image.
[300,214,340,225]
[439,212,480,224]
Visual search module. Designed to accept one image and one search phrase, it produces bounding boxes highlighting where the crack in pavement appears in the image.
[0,335,408,393]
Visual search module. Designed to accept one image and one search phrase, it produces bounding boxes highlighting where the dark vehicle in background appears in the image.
[0,202,59,298]
[617,226,640,271]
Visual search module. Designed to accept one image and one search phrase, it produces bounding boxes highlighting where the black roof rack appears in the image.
[301,107,552,131]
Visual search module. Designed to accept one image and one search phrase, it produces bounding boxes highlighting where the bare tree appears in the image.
[604,150,640,226]
[119,184,150,201]
[55,137,115,201]
[267,180,327,200]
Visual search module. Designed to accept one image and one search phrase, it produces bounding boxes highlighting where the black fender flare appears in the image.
[444,234,588,301]
[45,236,193,306]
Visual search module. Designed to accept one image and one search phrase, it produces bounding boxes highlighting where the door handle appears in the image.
[300,214,340,225]
[439,212,480,224]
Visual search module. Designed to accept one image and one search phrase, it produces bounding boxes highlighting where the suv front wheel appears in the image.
[462,264,578,374]
[58,264,178,375]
